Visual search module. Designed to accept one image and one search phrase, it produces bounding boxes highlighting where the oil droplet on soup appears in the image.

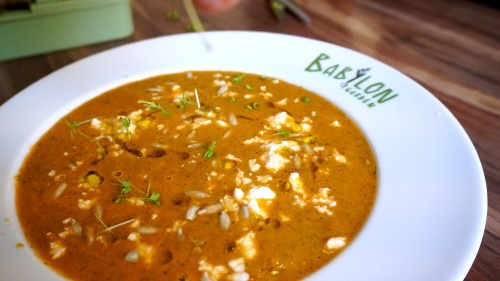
[16,71,377,280]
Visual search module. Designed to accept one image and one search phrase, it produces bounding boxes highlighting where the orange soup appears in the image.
[16,71,377,280]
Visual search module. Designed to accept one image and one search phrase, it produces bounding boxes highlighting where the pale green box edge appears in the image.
[0,0,134,62]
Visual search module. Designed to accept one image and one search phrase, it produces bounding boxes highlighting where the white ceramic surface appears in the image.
[0,31,487,281]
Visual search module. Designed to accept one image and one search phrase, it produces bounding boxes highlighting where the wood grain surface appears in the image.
[0,0,498,280]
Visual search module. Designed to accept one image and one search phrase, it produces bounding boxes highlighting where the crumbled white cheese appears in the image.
[288,172,305,194]
[325,237,346,251]
[235,170,252,186]
[267,112,294,130]
[281,140,301,152]
[293,195,307,207]
[331,120,341,127]
[229,272,250,281]
[237,232,257,259]
[90,118,102,130]
[199,260,228,280]
[300,122,312,132]
[261,151,289,172]
[248,159,261,172]
[232,187,245,200]
[49,241,66,259]
[333,149,347,163]
[128,232,140,241]
[228,258,246,273]
[247,186,276,200]
[275,98,288,106]
[248,200,268,218]
[77,199,94,210]
[243,136,265,145]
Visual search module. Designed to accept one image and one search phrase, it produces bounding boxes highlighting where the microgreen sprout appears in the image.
[66,119,92,138]
[177,93,192,109]
[121,117,131,140]
[114,178,160,206]
[203,141,216,158]
[274,130,291,138]
[232,74,246,84]
[138,100,170,116]
[143,191,161,206]
[118,180,132,195]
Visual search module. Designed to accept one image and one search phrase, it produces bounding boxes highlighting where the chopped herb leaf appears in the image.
[232,74,246,84]
[146,191,161,206]
[138,100,170,116]
[66,119,91,138]
[274,130,291,138]
[301,96,311,103]
[121,117,131,140]
[246,102,260,110]
[119,180,132,194]
[245,84,253,90]
[178,93,191,109]
[203,141,216,158]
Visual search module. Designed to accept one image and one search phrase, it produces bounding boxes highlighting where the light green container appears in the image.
[0,0,134,62]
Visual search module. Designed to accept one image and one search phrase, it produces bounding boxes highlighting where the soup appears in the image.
[16,71,377,280]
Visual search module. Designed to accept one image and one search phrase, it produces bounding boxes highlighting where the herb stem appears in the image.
[102,218,136,233]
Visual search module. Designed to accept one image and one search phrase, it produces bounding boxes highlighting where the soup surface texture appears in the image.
[16,71,377,281]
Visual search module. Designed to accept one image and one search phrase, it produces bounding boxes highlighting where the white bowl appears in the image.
[0,31,487,281]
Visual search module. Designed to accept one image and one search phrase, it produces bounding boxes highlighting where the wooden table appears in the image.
[1,0,498,280]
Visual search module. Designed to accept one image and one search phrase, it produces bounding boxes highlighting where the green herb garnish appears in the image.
[301,96,311,103]
[203,141,216,158]
[114,179,160,206]
[138,100,170,116]
[143,191,161,206]
[177,93,192,109]
[274,130,291,138]
[121,117,131,140]
[245,84,253,90]
[66,119,91,138]
[118,180,132,194]
[232,74,246,84]
[246,102,260,110]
